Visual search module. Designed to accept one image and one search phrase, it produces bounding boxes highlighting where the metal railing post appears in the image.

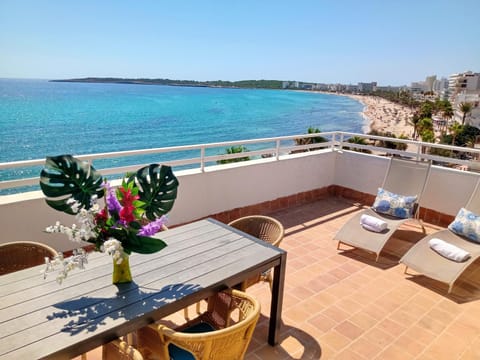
[276,139,280,161]
[200,147,205,172]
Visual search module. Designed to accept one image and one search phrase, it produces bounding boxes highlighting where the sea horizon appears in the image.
[0,78,365,161]
[0,78,366,193]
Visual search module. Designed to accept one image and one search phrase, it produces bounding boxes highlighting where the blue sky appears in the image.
[1,1,479,85]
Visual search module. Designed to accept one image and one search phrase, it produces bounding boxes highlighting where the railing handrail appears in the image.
[1,131,480,192]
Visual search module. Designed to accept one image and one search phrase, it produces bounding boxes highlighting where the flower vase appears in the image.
[112,255,132,284]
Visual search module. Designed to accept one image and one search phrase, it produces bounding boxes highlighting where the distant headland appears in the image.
[50,77,284,89]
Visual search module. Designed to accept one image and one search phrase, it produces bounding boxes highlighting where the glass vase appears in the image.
[112,255,132,284]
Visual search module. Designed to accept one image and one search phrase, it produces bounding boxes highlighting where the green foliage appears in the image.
[371,90,418,108]
[455,125,480,146]
[56,77,284,89]
[368,130,407,151]
[396,134,409,151]
[418,101,433,119]
[344,136,372,153]
[294,127,328,148]
[417,117,434,137]
[40,156,179,222]
[217,146,250,164]
[40,156,178,256]
[421,129,435,143]
[40,155,104,214]
[429,146,452,158]
[128,164,179,221]
[434,99,453,118]
[108,227,167,255]
[459,102,473,125]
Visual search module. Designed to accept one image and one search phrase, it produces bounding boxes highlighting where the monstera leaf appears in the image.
[108,227,167,254]
[40,155,104,214]
[130,164,179,221]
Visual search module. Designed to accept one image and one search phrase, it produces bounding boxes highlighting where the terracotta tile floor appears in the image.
[79,197,480,360]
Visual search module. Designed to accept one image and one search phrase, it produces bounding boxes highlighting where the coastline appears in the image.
[343,94,415,138]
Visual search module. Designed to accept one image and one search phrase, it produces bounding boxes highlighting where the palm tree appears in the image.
[409,113,421,139]
[420,129,435,154]
[346,136,371,153]
[294,127,327,150]
[416,117,434,138]
[217,146,250,164]
[441,103,454,134]
[419,101,433,119]
[459,102,473,125]
[449,122,463,151]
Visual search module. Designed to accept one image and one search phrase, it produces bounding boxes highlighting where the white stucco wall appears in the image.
[0,150,336,251]
[1,149,478,252]
[334,150,480,215]
[168,150,336,225]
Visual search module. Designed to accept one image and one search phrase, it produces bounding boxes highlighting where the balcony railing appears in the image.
[1,131,480,194]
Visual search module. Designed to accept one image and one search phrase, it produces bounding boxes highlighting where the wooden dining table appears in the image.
[0,218,287,359]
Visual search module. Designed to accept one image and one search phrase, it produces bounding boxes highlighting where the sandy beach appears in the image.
[345,94,415,138]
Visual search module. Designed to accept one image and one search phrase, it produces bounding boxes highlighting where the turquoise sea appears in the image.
[0,78,364,191]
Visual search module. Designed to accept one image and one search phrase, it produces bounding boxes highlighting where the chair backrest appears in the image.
[157,289,260,360]
[228,215,284,247]
[0,241,57,275]
[466,176,480,214]
[381,158,431,214]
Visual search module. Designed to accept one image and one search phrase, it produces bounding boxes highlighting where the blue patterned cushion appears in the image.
[448,208,480,243]
[371,188,418,219]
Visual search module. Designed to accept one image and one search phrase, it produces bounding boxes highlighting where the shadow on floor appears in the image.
[404,258,480,304]
[253,314,322,360]
[336,232,427,269]
[270,198,363,236]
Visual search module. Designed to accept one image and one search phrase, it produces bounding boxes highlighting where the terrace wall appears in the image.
[1,150,478,252]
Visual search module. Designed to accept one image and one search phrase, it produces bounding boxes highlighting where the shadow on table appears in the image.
[48,282,202,335]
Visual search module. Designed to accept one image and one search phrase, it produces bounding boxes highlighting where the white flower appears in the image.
[101,239,126,264]
[43,248,88,284]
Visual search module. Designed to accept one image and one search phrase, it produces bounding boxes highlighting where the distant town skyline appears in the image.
[1,1,479,86]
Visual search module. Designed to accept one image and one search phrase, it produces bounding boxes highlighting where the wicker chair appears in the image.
[228,215,284,290]
[102,339,144,360]
[0,241,58,275]
[136,289,260,360]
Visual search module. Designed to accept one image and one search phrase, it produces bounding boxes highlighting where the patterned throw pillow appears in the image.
[448,208,480,243]
[371,188,418,219]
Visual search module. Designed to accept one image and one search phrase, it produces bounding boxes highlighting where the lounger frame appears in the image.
[335,157,432,261]
[400,178,480,293]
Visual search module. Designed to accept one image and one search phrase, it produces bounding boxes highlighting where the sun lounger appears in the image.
[334,157,432,261]
[400,178,480,293]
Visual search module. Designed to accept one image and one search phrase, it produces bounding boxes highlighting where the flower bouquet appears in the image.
[40,155,179,284]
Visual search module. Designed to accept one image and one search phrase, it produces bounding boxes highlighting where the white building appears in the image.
[410,81,426,98]
[433,77,449,99]
[425,75,436,92]
[449,71,480,101]
[357,82,377,93]
[448,71,480,127]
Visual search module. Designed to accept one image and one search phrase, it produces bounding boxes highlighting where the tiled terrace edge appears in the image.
[207,185,455,228]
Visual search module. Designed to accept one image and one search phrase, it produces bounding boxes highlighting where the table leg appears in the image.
[268,253,286,345]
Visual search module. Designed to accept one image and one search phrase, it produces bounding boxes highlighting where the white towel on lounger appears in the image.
[428,238,471,262]
[360,214,388,233]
